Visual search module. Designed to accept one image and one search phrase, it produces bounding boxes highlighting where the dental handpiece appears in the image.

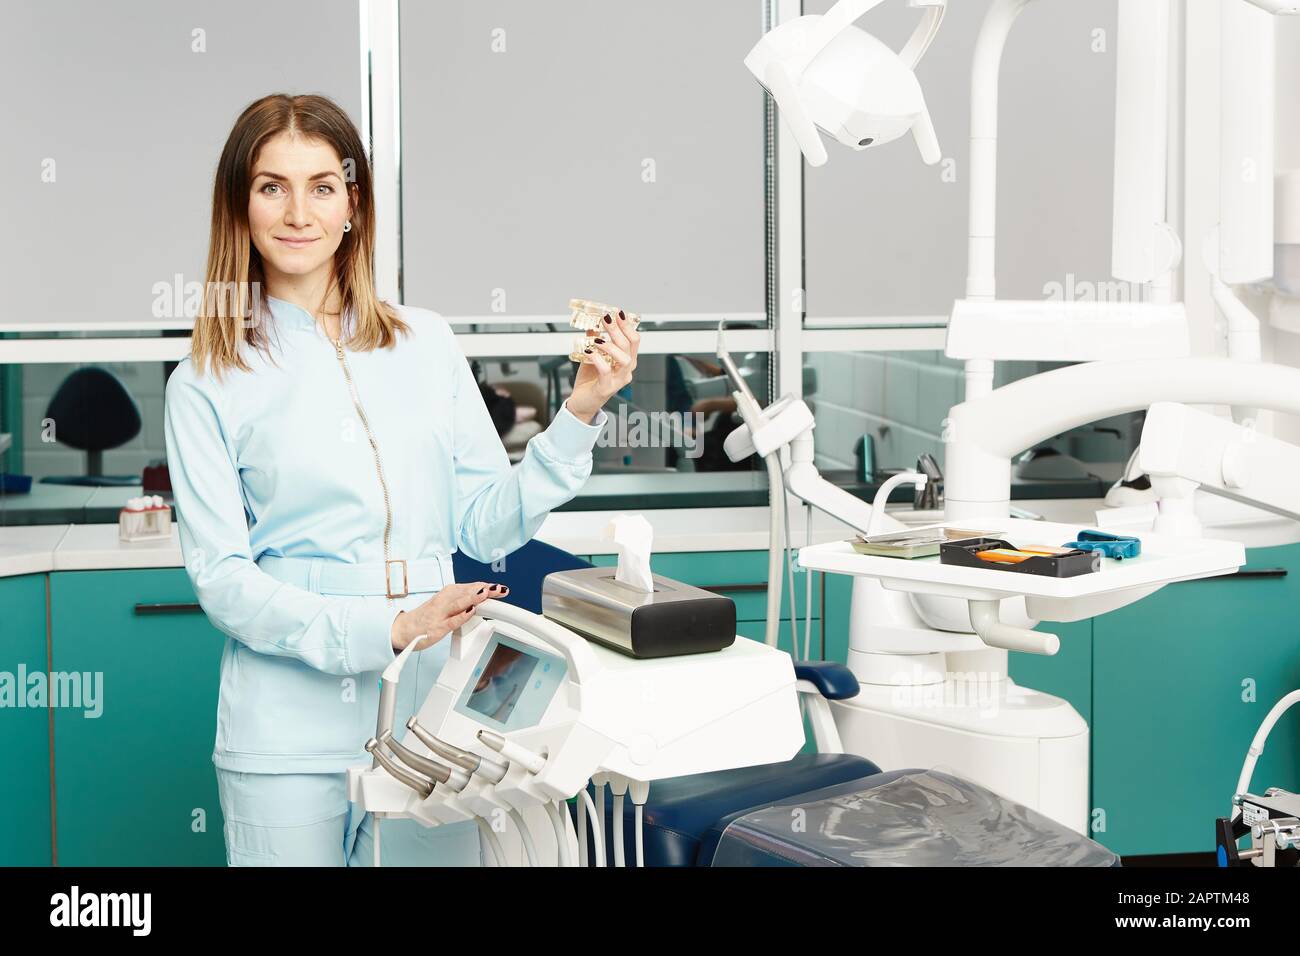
[380,730,471,791]
[365,738,433,799]
[477,729,547,775]
[407,717,509,784]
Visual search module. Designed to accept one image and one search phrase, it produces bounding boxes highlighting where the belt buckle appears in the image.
[385,559,409,599]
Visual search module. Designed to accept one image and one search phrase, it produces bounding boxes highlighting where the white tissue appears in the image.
[605,513,654,592]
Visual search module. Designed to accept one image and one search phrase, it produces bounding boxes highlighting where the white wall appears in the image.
[804,0,1119,316]
[2,0,363,477]
[1,0,363,329]
[1269,15,1300,447]
[398,0,766,317]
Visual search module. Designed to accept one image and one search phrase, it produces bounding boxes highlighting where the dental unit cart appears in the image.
[350,595,804,866]
[348,576,1118,867]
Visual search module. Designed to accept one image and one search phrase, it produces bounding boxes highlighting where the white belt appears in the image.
[256,553,454,598]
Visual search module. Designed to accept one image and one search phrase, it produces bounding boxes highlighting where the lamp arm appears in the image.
[801,0,945,72]
[899,1,947,69]
[801,0,891,66]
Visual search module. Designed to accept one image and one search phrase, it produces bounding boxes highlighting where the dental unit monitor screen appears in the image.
[455,634,567,732]
[466,643,536,724]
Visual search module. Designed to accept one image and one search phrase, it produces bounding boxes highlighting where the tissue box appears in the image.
[541,567,736,659]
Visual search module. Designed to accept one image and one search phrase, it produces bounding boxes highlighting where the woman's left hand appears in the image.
[564,309,640,423]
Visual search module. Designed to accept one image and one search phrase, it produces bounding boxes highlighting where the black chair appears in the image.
[40,367,142,486]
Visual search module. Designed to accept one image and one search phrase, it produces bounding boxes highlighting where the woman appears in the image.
[163,93,638,866]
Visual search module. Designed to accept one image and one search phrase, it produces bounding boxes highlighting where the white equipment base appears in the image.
[830,680,1089,833]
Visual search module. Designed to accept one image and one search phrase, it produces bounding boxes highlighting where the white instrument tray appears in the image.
[797,518,1245,603]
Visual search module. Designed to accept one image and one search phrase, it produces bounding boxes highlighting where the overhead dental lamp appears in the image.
[744,0,945,167]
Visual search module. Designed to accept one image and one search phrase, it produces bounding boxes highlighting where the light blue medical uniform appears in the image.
[163,295,606,866]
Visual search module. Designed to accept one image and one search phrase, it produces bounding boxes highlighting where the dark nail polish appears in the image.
[489,584,498,590]
[604,315,612,324]
[594,338,605,344]
[477,587,485,594]
[618,310,625,320]
[584,348,592,353]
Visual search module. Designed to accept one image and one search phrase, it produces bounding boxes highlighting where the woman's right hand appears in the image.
[390,582,510,653]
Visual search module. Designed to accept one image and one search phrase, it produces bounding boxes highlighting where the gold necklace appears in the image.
[332,334,407,600]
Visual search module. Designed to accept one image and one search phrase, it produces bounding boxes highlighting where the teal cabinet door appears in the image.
[1008,620,1094,725]
[50,569,227,866]
[1091,544,1300,857]
[736,618,821,662]
[0,574,52,865]
[821,573,854,665]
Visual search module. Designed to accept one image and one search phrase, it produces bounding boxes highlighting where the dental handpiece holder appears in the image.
[347,598,802,840]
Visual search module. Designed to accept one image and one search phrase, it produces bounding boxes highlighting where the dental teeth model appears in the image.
[568,298,640,365]
[118,494,173,542]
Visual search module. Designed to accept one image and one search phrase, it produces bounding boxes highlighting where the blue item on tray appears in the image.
[1064,529,1141,560]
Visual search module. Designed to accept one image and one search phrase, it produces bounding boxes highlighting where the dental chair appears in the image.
[453,542,1118,867]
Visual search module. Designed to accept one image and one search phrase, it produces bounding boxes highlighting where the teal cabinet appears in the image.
[1008,620,1094,725]
[736,619,820,662]
[821,572,855,666]
[1089,545,1300,857]
[50,569,227,866]
[0,574,52,865]
[1006,543,1300,857]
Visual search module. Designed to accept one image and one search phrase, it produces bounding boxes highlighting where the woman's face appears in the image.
[247,131,354,285]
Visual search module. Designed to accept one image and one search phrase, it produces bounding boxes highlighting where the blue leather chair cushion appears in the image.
[792,660,860,700]
[572,753,881,867]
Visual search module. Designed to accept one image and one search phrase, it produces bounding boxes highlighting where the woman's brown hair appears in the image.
[191,93,407,377]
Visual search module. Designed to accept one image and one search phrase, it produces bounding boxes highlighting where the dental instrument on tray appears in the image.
[851,526,1001,559]
[939,538,1101,578]
[1062,530,1142,561]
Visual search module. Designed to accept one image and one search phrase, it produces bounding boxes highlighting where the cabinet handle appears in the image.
[1174,567,1287,583]
[1221,568,1288,580]
[133,602,204,615]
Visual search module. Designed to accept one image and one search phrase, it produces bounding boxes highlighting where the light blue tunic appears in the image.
[163,295,605,777]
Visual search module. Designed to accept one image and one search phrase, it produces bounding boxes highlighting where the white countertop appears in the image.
[0,524,74,577]
[0,500,1113,579]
